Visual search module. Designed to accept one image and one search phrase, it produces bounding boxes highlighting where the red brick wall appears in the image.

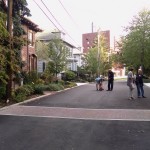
[82,30,110,53]
[21,25,37,72]
[82,32,97,53]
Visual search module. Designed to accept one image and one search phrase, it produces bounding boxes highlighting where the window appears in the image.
[28,31,33,46]
[69,49,73,57]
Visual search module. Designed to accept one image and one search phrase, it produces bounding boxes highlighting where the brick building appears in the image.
[82,30,110,53]
[0,0,42,72]
[21,17,42,72]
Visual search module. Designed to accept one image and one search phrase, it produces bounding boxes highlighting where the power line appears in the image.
[33,0,60,31]
[57,0,82,32]
[40,0,81,47]
[41,0,66,33]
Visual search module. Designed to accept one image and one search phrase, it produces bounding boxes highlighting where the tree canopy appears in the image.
[117,9,150,72]
[46,38,69,76]
[0,0,31,100]
[83,34,111,76]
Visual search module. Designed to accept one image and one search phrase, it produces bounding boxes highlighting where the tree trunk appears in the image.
[5,0,13,101]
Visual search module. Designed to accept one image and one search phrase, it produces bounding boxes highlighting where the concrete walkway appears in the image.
[1,105,150,121]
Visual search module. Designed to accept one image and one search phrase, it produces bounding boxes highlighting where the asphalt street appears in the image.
[0,80,150,150]
[23,81,150,109]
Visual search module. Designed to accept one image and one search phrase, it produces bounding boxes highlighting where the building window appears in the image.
[69,49,73,57]
[28,31,33,46]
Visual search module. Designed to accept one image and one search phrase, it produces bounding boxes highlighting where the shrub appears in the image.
[64,71,76,81]
[40,71,54,84]
[64,81,77,88]
[47,83,64,91]
[13,93,27,102]
[13,84,34,102]
[35,79,45,84]
[15,85,34,96]
[57,79,65,85]
[33,84,44,94]
[0,84,6,100]
[22,71,39,84]
[24,85,34,95]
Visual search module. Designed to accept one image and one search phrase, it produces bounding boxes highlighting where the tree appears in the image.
[0,0,31,100]
[35,40,49,61]
[46,38,69,77]
[0,12,9,85]
[120,9,150,71]
[83,47,98,76]
[83,33,111,77]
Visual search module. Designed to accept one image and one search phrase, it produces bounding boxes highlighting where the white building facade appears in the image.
[36,30,81,73]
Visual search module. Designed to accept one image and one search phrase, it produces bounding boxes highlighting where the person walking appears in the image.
[127,67,135,100]
[106,69,114,91]
[135,69,147,98]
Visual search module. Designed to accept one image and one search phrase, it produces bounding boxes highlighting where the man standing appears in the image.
[127,67,135,100]
[107,69,114,91]
[135,69,147,98]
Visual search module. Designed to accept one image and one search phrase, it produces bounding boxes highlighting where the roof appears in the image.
[73,48,83,55]
[36,30,76,48]
[0,1,42,32]
[21,16,43,32]
[36,30,57,40]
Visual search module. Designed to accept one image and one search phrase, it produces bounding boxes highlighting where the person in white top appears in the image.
[127,67,135,100]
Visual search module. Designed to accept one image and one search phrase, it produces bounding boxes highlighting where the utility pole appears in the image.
[97,28,100,76]
[6,0,13,102]
[92,22,93,33]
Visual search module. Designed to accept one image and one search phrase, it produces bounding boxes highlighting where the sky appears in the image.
[26,0,150,48]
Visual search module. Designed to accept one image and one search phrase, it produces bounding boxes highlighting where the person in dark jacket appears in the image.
[135,69,147,98]
[107,69,114,91]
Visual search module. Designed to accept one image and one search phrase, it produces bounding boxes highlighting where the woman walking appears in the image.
[127,67,135,100]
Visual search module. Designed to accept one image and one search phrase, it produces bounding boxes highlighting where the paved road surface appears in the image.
[0,81,150,150]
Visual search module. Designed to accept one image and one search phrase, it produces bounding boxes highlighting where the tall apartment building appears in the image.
[82,30,110,53]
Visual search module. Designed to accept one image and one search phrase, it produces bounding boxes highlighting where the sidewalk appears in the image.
[144,83,150,87]
[76,82,88,86]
